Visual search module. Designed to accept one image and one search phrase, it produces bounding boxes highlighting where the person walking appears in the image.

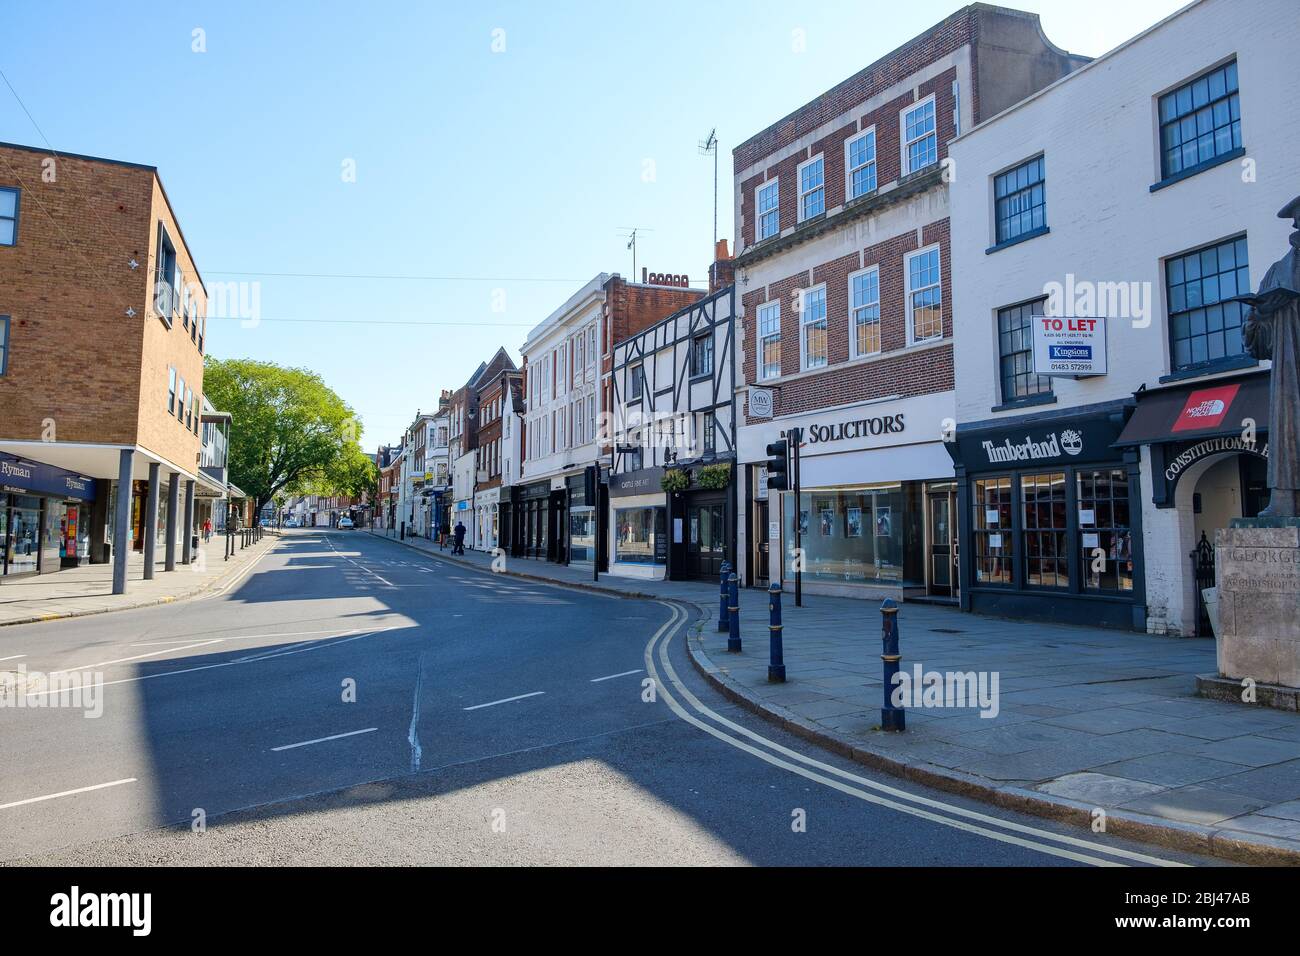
[453,519,467,555]
[202,517,212,543]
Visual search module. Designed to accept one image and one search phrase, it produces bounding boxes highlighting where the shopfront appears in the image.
[517,480,550,559]
[738,391,956,600]
[0,452,97,580]
[667,465,735,583]
[948,400,1143,630]
[608,466,667,580]
[1113,370,1271,637]
[566,473,596,567]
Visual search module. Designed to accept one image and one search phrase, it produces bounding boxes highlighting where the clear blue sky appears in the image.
[2,0,1186,447]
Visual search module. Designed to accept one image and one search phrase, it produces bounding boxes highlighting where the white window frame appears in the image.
[901,93,938,176]
[798,284,829,371]
[845,126,877,200]
[796,154,825,222]
[755,300,782,381]
[904,244,944,345]
[754,178,779,241]
[848,265,882,359]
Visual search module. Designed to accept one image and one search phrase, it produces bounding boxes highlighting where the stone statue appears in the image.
[1241,195,1300,517]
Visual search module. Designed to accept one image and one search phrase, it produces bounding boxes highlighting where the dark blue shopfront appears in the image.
[0,452,97,579]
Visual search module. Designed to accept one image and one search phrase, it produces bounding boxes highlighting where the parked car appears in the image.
[337,517,355,529]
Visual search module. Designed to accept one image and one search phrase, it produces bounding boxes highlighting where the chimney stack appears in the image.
[709,239,734,293]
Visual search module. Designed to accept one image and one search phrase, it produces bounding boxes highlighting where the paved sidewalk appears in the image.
[0,531,281,627]
[367,528,1300,863]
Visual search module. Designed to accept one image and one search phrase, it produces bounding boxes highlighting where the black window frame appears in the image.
[1165,234,1249,374]
[702,411,716,453]
[1157,60,1241,182]
[993,155,1046,245]
[997,298,1053,404]
[629,364,643,401]
[0,314,9,375]
[0,186,19,246]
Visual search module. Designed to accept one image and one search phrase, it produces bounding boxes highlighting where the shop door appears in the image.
[686,503,725,580]
[926,490,956,597]
[753,500,770,586]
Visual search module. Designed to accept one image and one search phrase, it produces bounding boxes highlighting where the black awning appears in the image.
[1115,371,1269,446]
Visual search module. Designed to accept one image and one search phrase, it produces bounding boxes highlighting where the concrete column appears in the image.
[111,449,134,595]
[165,472,180,571]
[143,462,160,580]
[182,480,195,564]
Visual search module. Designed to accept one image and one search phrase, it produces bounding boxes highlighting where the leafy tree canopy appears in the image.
[203,358,367,510]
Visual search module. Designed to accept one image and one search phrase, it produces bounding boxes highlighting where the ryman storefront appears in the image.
[0,451,98,580]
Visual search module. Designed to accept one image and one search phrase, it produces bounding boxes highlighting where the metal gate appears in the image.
[1189,531,1216,637]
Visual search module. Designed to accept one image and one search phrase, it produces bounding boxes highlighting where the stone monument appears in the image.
[1199,196,1300,710]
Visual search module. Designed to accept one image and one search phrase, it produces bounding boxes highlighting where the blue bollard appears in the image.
[727,573,742,653]
[717,560,731,632]
[767,582,785,682]
[880,598,905,731]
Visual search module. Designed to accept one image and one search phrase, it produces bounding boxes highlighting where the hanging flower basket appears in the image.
[661,468,690,493]
[697,463,731,490]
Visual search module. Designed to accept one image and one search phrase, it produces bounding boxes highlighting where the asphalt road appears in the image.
[0,529,1222,866]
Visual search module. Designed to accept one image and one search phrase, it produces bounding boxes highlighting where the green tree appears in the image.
[203,358,365,513]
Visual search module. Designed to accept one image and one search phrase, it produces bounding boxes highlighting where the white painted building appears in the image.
[518,275,607,565]
[947,0,1298,634]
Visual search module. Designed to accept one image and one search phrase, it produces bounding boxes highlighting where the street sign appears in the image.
[1031,314,1107,376]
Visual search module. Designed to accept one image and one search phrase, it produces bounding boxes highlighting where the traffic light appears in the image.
[766,439,790,491]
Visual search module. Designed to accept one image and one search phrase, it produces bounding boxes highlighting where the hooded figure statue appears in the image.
[1241,195,1300,517]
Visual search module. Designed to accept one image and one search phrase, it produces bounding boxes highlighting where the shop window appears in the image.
[800,286,827,370]
[0,187,18,245]
[1166,235,1249,371]
[994,155,1046,244]
[1158,60,1241,180]
[971,477,1012,585]
[1078,469,1133,592]
[998,299,1053,402]
[782,485,921,587]
[614,506,665,565]
[1022,472,1068,588]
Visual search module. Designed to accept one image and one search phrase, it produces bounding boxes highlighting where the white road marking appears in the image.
[52,640,223,674]
[0,654,27,662]
[645,602,1186,869]
[463,691,545,711]
[0,778,136,812]
[271,728,377,752]
[590,668,643,683]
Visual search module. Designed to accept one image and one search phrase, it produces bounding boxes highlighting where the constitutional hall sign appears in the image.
[1031,315,1107,376]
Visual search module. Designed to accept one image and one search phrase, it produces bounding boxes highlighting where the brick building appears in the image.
[0,141,216,592]
[730,5,1087,599]
[472,367,524,551]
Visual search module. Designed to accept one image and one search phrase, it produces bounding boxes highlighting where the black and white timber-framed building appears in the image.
[608,284,738,581]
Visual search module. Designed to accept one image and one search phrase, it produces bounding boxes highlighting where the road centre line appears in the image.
[271,728,377,752]
[0,778,136,812]
[645,602,1184,868]
[463,691,545,711]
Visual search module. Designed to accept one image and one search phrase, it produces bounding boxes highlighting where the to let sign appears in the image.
[1032,315,1107,377]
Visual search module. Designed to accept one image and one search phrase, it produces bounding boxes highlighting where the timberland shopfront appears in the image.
[947,400,1143,630]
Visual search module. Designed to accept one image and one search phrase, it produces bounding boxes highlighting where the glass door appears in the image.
[927,489,955,597]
